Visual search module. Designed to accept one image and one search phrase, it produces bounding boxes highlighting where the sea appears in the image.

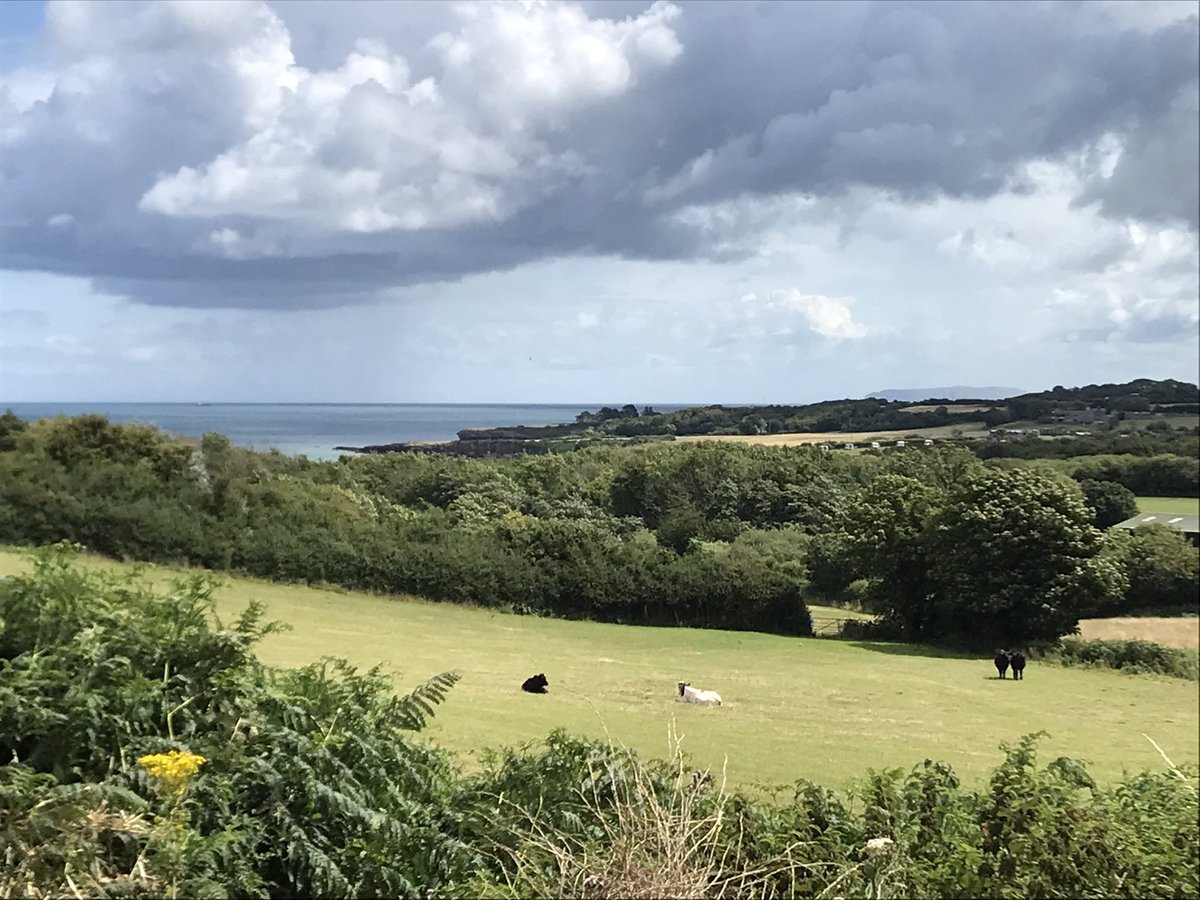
[1,402,685,462]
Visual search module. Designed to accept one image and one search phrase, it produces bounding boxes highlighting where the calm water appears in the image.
[2,402,682,461]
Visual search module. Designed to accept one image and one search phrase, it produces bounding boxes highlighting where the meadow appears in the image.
[1136,495,1200,515]
[6,547,1196,792]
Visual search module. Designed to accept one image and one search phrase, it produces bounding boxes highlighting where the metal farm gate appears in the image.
[810,616,857,637]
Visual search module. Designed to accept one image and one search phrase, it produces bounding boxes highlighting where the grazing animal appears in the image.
[521,673,549,694]
[994,650,1010,679]
[1010,651,1026,680]
[677,681,721,706]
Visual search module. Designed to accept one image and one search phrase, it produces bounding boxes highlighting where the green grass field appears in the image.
[3,548,1196,792]
[1136,496,1200,515]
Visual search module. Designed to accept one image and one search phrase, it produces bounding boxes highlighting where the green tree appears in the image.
[842,475,946,638]
[1103,524,1200,613]
[802,531,857,598]
[656,504,706,554]
[929,469,1125,646]
[1079,478,1139,528]
[0,408,27,451]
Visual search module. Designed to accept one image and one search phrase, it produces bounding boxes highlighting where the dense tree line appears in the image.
[984,453,1200,498]
[580,398,991,437]
[0,416,817,635]
[975,431,1200,500]
[1014,378,1198,407]
[0,411,1195,647]
[976,429,1199,463]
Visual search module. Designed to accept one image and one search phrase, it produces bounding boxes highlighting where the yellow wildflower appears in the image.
[137,750,206,800]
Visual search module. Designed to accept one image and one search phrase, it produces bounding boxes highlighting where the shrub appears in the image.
[458,730,1200,899]
[1079,478,1138,528]
[1052,637,1200,680]
[457,730,810,899]
[839,616,904,641]
[1103,524,1200,614]
[0,544,470,898]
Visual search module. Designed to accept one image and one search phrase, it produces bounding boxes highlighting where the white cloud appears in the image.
[772,289,868,340]
[432,0,681,126]
[135,0,682,239]
[682,287,868,354]
[907,155,1200,345]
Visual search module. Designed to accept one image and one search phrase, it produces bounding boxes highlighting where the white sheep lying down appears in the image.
[677,681,721,706]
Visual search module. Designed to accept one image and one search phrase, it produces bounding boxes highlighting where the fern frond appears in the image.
[393,671,461,732]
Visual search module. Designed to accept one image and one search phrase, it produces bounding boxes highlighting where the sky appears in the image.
[0,0,1197,404]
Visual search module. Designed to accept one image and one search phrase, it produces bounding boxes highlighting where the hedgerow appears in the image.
[1052,637,1200,680]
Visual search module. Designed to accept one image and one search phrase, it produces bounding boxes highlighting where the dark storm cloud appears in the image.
[0,0,1195,309]
[627,2,1197,207]
[1075,101,1200,230]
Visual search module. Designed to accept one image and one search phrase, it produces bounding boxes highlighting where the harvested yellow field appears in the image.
[1077,617,1200,649]
[900,404,994,414]
[677,423,988,446]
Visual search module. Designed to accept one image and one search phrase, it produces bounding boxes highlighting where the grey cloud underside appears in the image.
[0,0,1196,309]
[1064,310,1200,345]
[633,2,1198,210]
[1076,101,1200,230]
[0,199,704,309]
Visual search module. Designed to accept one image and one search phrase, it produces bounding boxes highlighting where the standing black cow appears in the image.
[521,673,549,694]
[1010,651,1026,680]
[994,650,1010,679]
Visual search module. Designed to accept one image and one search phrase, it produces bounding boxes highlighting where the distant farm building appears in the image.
[1112,513,1200,547]
[1051,408,1106,425]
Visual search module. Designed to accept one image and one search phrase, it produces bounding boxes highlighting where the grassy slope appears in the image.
[1136,496,1200,515]
[3,548,1196,791]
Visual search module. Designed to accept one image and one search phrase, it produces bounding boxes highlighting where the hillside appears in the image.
[867,385,1023,401]
[320,378,1199,457]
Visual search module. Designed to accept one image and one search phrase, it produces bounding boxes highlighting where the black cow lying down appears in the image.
[522,673,549,694]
